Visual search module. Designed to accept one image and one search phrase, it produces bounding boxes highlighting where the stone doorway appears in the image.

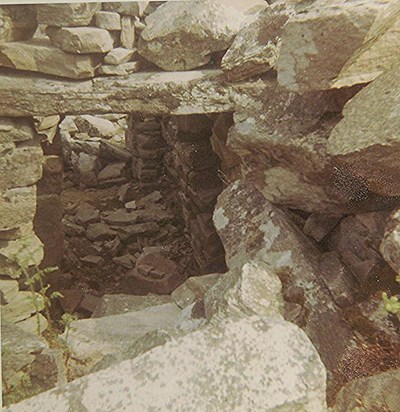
[34,112,229,319]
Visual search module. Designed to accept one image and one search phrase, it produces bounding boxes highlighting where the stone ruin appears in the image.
[2,0,400,410]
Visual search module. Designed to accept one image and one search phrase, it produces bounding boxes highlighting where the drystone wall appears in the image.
[3,0,400,411]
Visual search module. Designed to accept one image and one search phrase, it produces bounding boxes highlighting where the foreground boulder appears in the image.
[138,0,265,71]
[7,316,327,412]
[214,180,357,387]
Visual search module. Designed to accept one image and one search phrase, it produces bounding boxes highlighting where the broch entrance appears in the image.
[3,1,400,411]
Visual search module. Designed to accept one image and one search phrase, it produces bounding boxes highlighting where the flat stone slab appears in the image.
[0,69,267,117]
[61,303,181,365]
[91,293,174,318]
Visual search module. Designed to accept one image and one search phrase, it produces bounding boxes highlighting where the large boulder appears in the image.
[327,63,400,196]
[333,1,400,88]
[213,180,357,387]
[276,0,388,92]
[138,0,266,71]
[6,316,327,412]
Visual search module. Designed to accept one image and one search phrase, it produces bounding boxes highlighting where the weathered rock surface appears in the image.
[0,117,36,143]
[327,63,400,196]
[332,369,400,411]
[204,261,284,321]
[0,144,43,191]
[91,293,173,318]
[61,303,181,369]
[47,27,113,54]
[73,152,101,187]
[172,273,220,309]
[276,0,387,92]
[104,47,136,65]
[36,3,101,27]
[138,0,265,71]
[8,316,327,412]
[0,279,18,304]
[120,15,135,49]
[333,1,400,88]
[327,211,389,284]
[380,208,400,273]
[221,3,290,81]
[0,69,263,116]
[94,11,121,30]
[0,186,37,231]
[2,291,45,323]
[0,40,101,79]
[214,181,357,383]
[98,61,140,76]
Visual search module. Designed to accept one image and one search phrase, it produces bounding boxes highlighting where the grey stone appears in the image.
[0,40,102,79]
[0,69,262,117]
[98,61,140,76]
[36,3,101,27]
[276,0,387,92]
[2,291,45,323]
[75,115,118,138]
[0,279,18,304]
[104,47,136,65]
[7,316,327,412]
[73,152,101,187]
[120,16,135,49]
[94,11,121,30]
[47,27,113,54]
[15,313,48,336]
[138,0,265,71]
[221,3,290,81]
[61,303,181,369]
[171,273,220,309]
[92,293,173,318]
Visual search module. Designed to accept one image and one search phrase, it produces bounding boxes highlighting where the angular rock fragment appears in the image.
[2,291,45,323]
[74,202,100,226]
[222,3,290,81]
[73,152,101,187]
[120,16,135,49]
[303,213,342,242]
[36,3,101,27]
[138,0,262,71]
[276,0,386,92]
[47,27,113,54]
[333,1,400,88]
[102,2,142,17]
[172,273,220,309]
[0,117,36,144]
[98,61,141,76]
[0,40,101,79]
[0,279,19,304]
[94,11,121,30]
[75,114,118,138]
[60,303,181,369]
[86,222,117,241]
[91,293,173,318]
[104,47,136,65]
